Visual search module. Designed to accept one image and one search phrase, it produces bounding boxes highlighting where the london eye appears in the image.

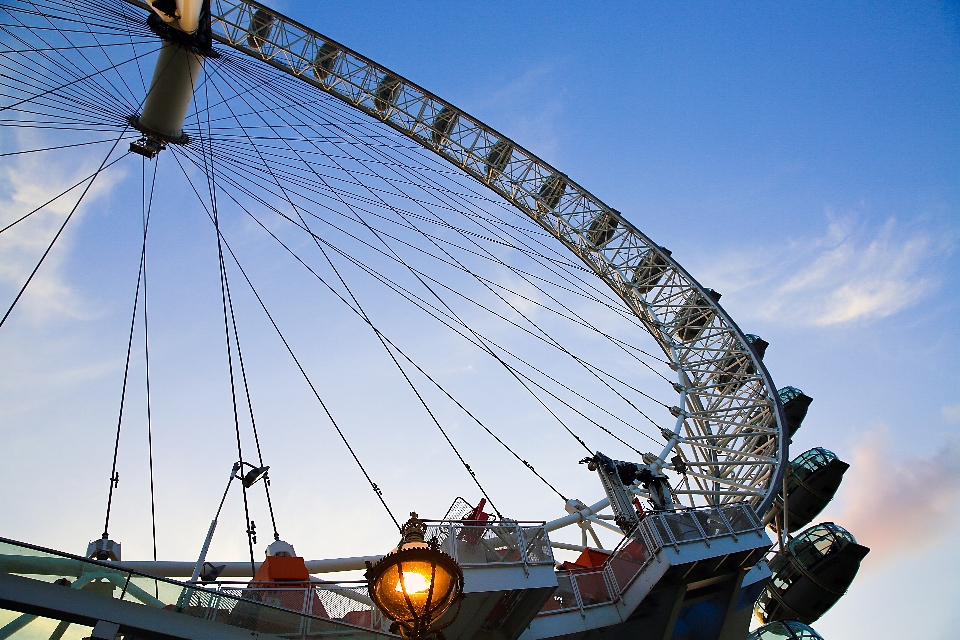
[0,2,869,639]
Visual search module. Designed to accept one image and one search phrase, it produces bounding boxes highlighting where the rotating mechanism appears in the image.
[128,0,215,156]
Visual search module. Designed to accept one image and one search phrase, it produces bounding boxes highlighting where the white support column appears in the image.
[137,42,202,142]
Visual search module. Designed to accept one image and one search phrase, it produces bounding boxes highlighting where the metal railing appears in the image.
[423,520,554,568]
[0,538,395,639]
[179,581,387,634]
[538,503,763,616]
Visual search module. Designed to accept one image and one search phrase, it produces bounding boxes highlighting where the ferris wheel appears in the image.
[0,0,788,557]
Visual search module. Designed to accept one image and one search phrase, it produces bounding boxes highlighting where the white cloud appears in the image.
[943,403,960,423]
[701,214,940,327]
[826,428,960,567]
[0,148,122,321]
[494,268,544,318]
[464,64,564,164]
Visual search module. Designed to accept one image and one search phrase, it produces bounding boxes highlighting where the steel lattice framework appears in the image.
[121,0,788,515]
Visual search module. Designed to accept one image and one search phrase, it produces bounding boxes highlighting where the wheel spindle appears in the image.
[130,1,212,157]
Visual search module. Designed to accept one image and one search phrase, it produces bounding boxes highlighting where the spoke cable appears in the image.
[207,73,506,518]
[171,147,401,530]
[175,144,567,502]
[142,153,159,564]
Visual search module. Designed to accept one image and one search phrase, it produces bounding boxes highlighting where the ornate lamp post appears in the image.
[366,513,464,639]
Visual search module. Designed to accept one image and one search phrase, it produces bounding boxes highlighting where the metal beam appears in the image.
[0,553,382,579]
[118,554,383,577]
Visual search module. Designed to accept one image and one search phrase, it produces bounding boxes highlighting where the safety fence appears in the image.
[425,519,554,568]
[0,538,394,639]
[178,581,386,635]
[176,519,553,634]
[538,503,763,616]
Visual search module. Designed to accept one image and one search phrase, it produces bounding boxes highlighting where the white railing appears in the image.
[424,519,554,568]
[187,581,388,634]
[0,537,395,639]
[180,519,554,632]
[538,503,764,616]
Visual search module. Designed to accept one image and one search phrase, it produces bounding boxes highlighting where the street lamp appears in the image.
[366,513,464,640]
[190,461,270,582]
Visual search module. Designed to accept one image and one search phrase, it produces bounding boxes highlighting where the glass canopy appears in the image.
[748,619,824,639]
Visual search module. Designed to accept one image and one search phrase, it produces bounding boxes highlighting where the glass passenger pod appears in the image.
[768,448,850,534]
[748,620,825,640]
[431,107,458,146]
[755,523,869,625]
[536,175,566,212]
[374,74,403,114]
[631,247,672,295]
[778,387,813,438]
[430,107,460,147]
[673,288,722,342]
[246,9,276,50]
[746,333,769,359]
[586,212,619,248]
[713,334,768,396]
[484,141,512,181]
[312,42,339,81]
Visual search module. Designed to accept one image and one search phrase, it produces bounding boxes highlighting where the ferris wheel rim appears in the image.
[1,0,788,521]
[179,0,788,515]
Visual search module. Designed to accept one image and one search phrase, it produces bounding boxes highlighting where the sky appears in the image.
[1,2,959,639]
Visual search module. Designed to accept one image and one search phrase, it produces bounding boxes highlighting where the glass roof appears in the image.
[778,386,804,403]
[789,523,857,568]
[791,448,838,481]
[748,619,824,639]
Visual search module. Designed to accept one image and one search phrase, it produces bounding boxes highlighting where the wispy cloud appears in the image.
[0,147,122,321]
[825,428,960,567]
[943,403,960,423]
[494,268,544,318]
[464,64,564,163]
[701,214,944,327]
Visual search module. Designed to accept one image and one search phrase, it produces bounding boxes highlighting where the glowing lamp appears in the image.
[366,513,464,639]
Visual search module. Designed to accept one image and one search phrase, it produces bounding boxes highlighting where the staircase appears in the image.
[524,503,772,640]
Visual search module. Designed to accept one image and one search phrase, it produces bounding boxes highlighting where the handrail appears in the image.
[537,503,764,617]
[424,520,555,567]
[0,537,397,638]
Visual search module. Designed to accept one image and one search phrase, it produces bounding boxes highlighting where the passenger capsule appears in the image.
[485,141,512,181]
[374,74,402,113]
[312,42,339,81]
[768,448,849,533]
[755,523,869,625]
[674,288,722,342]
[586,212,619,248]
[246,9,275,49]
[746,333,769,359]
[778,386,813,438]
[431,107,458,145]
[714,334,768,395]
[537,175,566,212]
[631,247,671,294]
[748,620,824,640]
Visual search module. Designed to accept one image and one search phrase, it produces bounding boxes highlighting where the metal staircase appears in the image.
[525,504,771,640]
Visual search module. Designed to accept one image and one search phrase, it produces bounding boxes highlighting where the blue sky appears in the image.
[1,2,958,639]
